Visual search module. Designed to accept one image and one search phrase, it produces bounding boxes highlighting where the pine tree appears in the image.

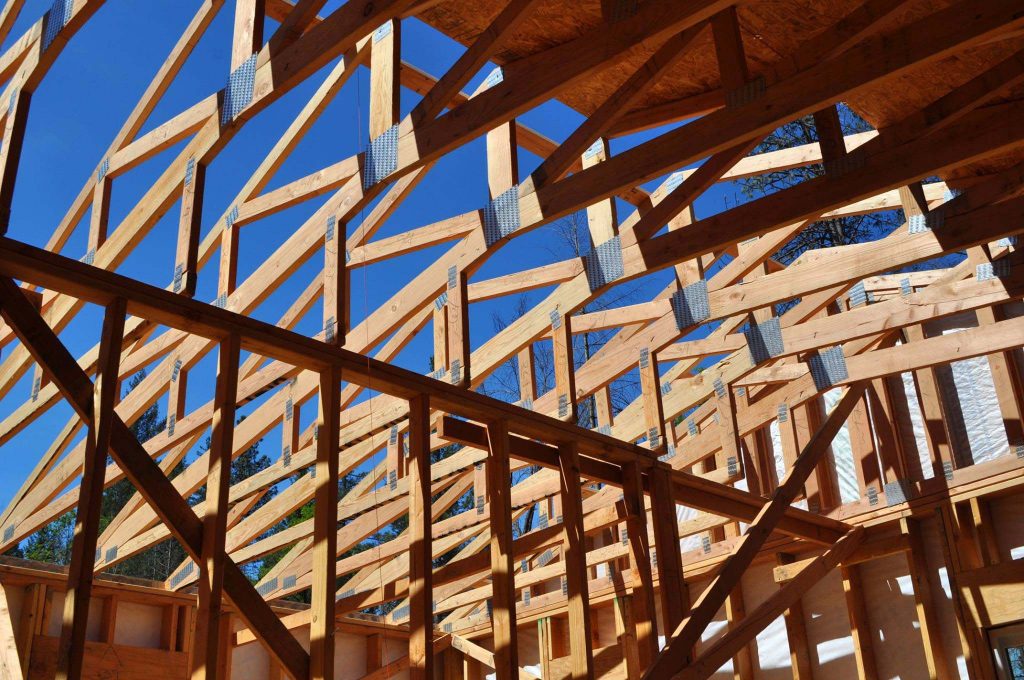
[21,512,74,564]
[14,371,275,584]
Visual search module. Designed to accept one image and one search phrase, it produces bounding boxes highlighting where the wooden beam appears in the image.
[901,517,952,680]
[0,277,310,679]
[408,394,433,679]
[487,420,519,679]
[724,589,753,680]
[842,565,879,680]
[232,0,266,69]
[777,554,814,679]
[710,6,749,92]
[369,19,400,140]
[621,462,658,669]
[0,582,24,680]
[580,138,617,246]
[518,345,536,406]
[649,467,686,633]
[0,235,853,543]
[310,365,341,680]
[175,158,204,297]
[0,89,30,234]
[647,383,866,677]
[638,347,665,452]
[679,528,865,679]
[15,584,41,678]
[410,0,542,124]
[614,596,640,680]
[558,441,594,680]
[446,265,469,387]
[714,380,743,489]
[54,298,125,680]
[937,505,993,679]
[324,211,347,347]
[86,175,111,260]
[192,332,241,680]
[552,311,576,422]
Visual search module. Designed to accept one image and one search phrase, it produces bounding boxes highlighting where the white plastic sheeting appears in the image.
[769,420,786,487]
[928,312,1009,466]
[899,368,934,479]
[678,501,705,554]
[938,348,1008,466]
[625,309,1016,679]
[765,314,1012,512]
[823,388,861,504]
[944,352,1007,465]
[768,418,809,511]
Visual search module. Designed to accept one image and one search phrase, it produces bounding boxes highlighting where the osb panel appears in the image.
[848,36,1024,130]
[418,0,1024,177]
[420,0,601,62]
[418,0,862,115]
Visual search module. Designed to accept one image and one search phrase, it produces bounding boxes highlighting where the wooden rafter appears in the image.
[0,0,1021,677]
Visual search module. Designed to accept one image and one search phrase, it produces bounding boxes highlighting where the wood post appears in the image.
[282,380,299,467]
[55,298,125,680]
[231,0,265,69]
[518,345,536,406]
[0,582,24,680]
[324,211,347,347]
[174,155,204,298]
[192,332,241,680]
[167,356,187,437]
[711,6,749,92]
[558,441,594,679]
[310,364,341,680]
[901,517,952,680]
[0,89,30,234]
[842,564,878,680]
[446,265,469,386]
[408,394,434,679]
[485,420,518,679]
[777,554,814,679]
[386,425,406,488]
[725,589,754,680]
[582,138,618,247]
[434,302,449,375]
[649,466,686,634]
[552,311,576,422]
[714,379,742,485]
[87,175,111,258]
[369,19,400,140]
[937,505,994,679]
[620,461,659,669]
[847,394,882,502]
[638,347,665,452]
[902,325,953,479]
[614,595,640,679]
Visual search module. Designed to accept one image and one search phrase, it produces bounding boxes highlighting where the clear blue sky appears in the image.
[0,1,738,510]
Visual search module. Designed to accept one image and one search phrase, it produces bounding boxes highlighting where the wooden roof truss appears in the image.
[0,0,1021,677]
